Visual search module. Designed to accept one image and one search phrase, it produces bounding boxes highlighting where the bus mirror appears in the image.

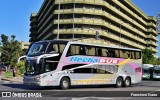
[36,54,59,64]
[18,55,26,63]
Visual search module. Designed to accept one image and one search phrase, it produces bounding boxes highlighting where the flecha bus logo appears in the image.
[70,56,119,64]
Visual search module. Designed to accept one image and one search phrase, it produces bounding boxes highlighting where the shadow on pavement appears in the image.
[1,83,122,90]
[1,84,45,90]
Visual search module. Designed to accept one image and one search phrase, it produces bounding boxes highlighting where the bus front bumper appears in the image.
[153,75,160,80]
[142,75,150,80]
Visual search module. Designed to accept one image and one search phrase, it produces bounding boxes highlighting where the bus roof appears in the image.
[34,40,69,44]
[143,64,154,68]
[68,41,141,51]
[34,40,141,51]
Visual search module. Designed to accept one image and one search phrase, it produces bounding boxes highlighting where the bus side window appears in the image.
[135,51,140,59]
[67,45,80,56]
[130,51,135,59]
[72,45,79,55]
[102,48,107,56]
[53,45,58,53]
[108,49,115,57]
[115,50,120,57]
[46,44,55,53]
[86,46,95,56]
[120,50,129,59]
[96,48,102,56]
[124,51,129,58]
[59,44,66,53]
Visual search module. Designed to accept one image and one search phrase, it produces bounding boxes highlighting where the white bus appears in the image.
[19,40,142,89]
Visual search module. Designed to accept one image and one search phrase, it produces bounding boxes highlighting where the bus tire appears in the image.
[60,77,70,89]
[116,77,123,88]
[124,77,131,87]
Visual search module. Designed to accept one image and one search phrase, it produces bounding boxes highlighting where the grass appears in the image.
[3,71,13,78]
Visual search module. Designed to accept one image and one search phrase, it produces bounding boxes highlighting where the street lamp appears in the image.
[57,0,61,40]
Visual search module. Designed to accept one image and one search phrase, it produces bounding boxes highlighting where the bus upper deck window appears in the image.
[47,44,58,53]
[102,49,107,56]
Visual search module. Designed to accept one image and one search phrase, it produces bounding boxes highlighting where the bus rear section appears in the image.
[56,42,142,89]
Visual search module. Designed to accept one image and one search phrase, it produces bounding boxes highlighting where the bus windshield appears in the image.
[25,60,43,75]
[154,70,160,75]
[27,42,48,56]
[143,69,149,74]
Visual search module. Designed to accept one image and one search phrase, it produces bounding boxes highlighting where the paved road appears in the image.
[0,80,160,100]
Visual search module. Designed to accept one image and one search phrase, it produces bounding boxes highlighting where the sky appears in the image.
[132,0,160,57]
[0,0,160,56]
[0,0,43,42]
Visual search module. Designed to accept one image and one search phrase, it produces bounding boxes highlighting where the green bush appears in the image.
[16,61,25,76]
[4,71,13,78]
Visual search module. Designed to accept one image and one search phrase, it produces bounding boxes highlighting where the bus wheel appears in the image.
[124,77,131,87]
[60,77,70,89]
[116,77,123,88]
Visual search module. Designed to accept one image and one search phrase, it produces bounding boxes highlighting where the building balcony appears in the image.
[147,22,156,28]
[38,4,54,28]
[147,29,158,36]
[38,0,51,21]
[30,13,37,21]
[53,28,145,49]
[148,41,158,47]
[113,0,147,26]
[147,47,158,53]
[29,30,37,36]
[147,35,158,41]
[153,55,158,58]
[37,12,54,34]
[123,0,148,19]
[37,23,53,39]
[54,0,147,32]
[54,8,146,38]
[148,16,157,22]
[54,18,146,44]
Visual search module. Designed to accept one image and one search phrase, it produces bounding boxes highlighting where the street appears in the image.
[0,80,160,100]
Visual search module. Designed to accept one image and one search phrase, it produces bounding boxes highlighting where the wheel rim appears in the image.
[117,80,122,86]
[125,79,130,86]
[63,80,68,88]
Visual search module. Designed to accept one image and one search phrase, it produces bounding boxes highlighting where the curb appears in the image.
[1,77,23,83]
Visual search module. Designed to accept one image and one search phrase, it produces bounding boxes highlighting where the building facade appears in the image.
[29,0,158,56]
[21,41,30,51]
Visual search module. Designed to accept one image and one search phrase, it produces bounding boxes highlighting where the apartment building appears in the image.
[29,0,158,56]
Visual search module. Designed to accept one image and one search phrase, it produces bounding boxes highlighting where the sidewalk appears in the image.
[1,76,23,83]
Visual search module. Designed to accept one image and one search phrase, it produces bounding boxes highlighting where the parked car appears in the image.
[0,63,6,71]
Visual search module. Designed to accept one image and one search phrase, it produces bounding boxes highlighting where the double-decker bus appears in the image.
[18,40,142,89]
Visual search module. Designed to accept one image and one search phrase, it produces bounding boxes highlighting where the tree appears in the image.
[0,34,22,70]
[142,48,157,64]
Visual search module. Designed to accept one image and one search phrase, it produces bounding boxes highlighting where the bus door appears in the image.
[42,42,66,84]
